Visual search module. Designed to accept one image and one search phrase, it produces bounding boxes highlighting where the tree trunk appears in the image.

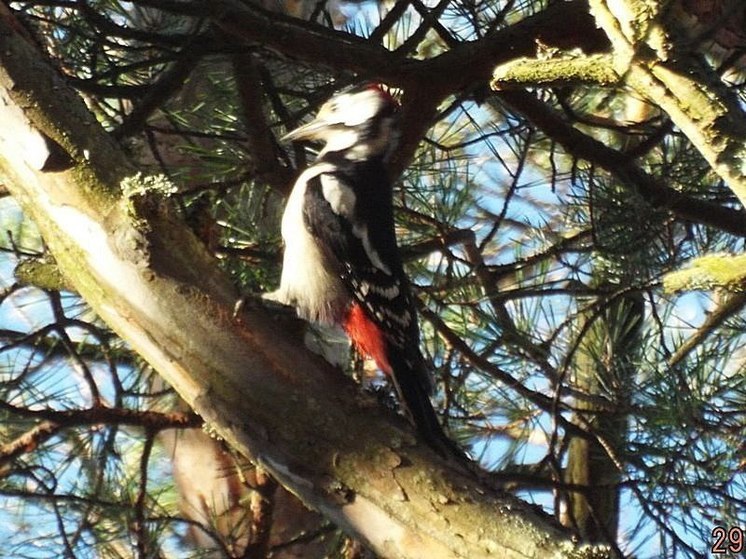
[564,288,643,544]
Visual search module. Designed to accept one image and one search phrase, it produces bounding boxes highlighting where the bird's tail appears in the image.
[344,304,465,459]
[387,350,466,460]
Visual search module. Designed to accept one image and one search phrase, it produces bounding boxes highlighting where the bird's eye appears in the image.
[317,101,339,122]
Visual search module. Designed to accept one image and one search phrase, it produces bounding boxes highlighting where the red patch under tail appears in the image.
[343,303,392,375]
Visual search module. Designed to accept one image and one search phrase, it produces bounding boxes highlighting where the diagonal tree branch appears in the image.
[494,90,746,237]
[113,43,207,140]
[0,7,610,559]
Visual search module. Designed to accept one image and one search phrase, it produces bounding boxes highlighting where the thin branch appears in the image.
[368,0,412,45]
[495,90,746,237]
[77,0,196,47]
[395,0,458,55]
[134,430,156,559]
[113,43,207,139]
[47,290,102,407]
[0,400,202,431]
[668,291,746,368]
[0,421,63,468]
[400,228,476,261]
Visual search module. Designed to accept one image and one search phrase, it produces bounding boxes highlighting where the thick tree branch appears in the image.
[0,8,610,559]
[411,0,608,90]
[127,0,608,91]
[126,0,610,179]
[588,0,746,205]
[486,2,746,214]
[132,0,399,78]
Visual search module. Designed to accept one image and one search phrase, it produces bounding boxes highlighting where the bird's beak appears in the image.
[282,118,331,142]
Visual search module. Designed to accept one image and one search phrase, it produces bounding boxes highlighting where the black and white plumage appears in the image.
[271,83,460,455]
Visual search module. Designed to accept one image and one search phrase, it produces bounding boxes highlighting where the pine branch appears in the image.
[495,90,746,237]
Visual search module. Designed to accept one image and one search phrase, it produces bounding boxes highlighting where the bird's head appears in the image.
[283,83,400,161]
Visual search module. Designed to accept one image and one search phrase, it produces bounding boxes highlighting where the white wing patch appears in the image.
[319,174,392,276]
[355,223,391,275]
[320,174,356,217]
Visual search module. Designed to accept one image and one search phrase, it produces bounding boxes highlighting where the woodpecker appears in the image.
[272,83,460,456]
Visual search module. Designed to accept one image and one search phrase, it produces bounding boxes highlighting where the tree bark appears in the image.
[587,0,746,207]
[0,7,610,559]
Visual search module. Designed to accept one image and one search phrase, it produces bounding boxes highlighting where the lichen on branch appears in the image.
[664,253,746,293]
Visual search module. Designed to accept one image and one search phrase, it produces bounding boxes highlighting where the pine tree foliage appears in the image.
[0,0,744,557]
